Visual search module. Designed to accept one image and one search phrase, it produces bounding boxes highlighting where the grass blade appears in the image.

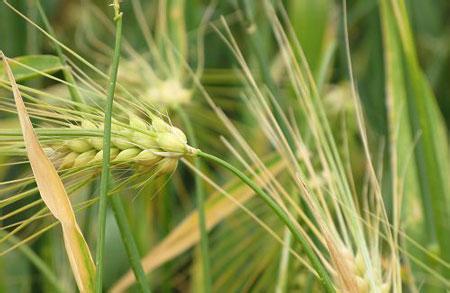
[387,0,450,272]
[0,55,62,81]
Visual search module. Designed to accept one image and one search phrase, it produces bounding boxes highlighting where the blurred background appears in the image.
[1,0,450,292]
[1,0,449,123]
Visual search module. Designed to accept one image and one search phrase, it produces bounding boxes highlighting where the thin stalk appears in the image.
[95,3,123,292]
[35,0,85,105]
[176,107,211,293]
[197,151,335,293]
[110,194,151,293]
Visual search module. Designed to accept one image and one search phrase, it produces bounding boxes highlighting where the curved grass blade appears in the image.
[385,0,450,276]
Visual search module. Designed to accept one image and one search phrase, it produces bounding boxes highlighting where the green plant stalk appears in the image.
[95,5,123,292]
[110,194,151,293]
[176,107,211,293]
[275,188,299,293]
[196,151,335,292]
[35,0,85,105]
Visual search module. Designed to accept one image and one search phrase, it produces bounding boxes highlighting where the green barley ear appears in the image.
[48,110,196,175]
[129,113,148,130]
[145,78,192,106]
[134,149,160,166]
[156,132,186,153]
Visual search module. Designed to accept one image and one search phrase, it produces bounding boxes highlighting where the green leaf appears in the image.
[381,0,450,281]
[0,55,62,82]
[288,0,334,77]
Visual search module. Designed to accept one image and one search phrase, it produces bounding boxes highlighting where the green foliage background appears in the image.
[0,0,449,292]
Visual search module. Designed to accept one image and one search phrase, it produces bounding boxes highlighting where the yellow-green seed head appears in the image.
[156,132,187,153]
[114,148,141,162]
[66,139,91,153]
[171,127,187,143]
[89,137,104,150]
[92,148,119,162]
[56,113,195,173]
[132,132,157,149]
[73,150,96,167]
[60,152,78,169]
[157,157,178,174]
[146,79,191,106]
[134,149,161,166]
[151,116,172,133]
[129,113,148,130]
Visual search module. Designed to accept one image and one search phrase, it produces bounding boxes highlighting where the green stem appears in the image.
[176,107,211,293]
[95,5,123,292]
[197,151,335,293]
[35,0,85,105]
[110,194,151,293]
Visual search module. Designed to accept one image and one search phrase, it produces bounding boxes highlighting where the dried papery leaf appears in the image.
[1,52,96,293]
[111,159,284,292]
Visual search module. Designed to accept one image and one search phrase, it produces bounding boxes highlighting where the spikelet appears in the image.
[337,248,390,293]
[118,58,192,107]
[54,114,196,175]
[145,79,191,106]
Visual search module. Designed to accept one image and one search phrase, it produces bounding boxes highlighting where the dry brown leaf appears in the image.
[1,52,96,293]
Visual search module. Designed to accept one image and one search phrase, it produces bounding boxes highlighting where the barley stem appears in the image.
[176,107,211,293]
[110,194,151,293]
[197,151,335,293]
[95,4,123,292]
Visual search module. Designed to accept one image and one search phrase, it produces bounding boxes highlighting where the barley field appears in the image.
[0,0,449,292]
